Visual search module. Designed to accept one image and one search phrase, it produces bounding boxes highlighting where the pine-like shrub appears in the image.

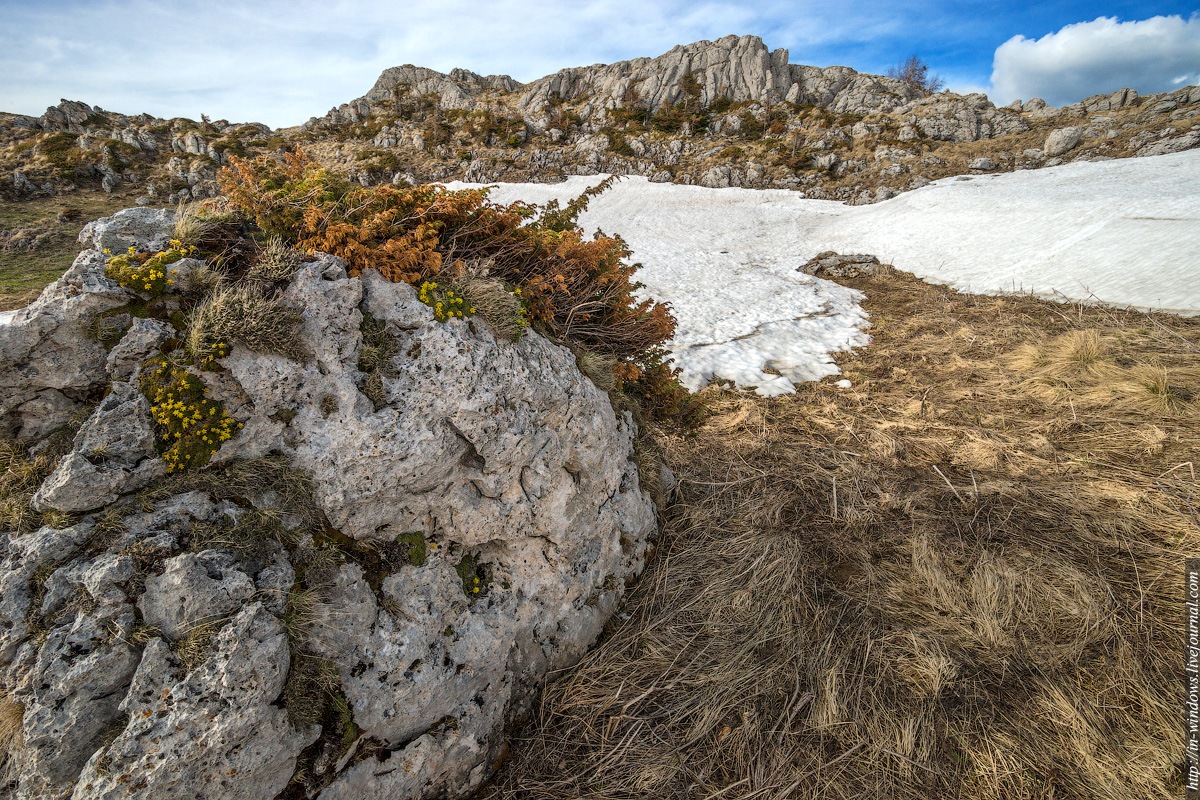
[218,150,694,420]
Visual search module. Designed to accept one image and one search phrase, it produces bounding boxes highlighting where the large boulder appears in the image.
[0,209,656,800]
[1044,127,1083,157]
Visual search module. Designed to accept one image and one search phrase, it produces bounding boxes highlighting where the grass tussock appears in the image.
[0,692,23,772]
[172,201,220,249]
[244,236,301,287]
[0,440,55,532]
[185,283,305,361]
[486,269,1199,800]
[460,276,525,342]
[173,617,226,672]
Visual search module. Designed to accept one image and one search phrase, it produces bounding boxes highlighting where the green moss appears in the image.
[455,553,486,598]
[332,693,359,748]
[396,531,427,567]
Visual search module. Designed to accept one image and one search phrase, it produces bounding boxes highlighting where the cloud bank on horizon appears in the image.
[990,14,1200,105]
[0,1,1198,127]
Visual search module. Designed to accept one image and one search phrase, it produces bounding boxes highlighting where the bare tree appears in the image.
[887,56,945,94]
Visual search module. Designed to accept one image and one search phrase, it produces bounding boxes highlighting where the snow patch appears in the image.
[451,149,1200,394]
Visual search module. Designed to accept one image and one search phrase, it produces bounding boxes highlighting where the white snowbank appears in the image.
[450,149,1200,394]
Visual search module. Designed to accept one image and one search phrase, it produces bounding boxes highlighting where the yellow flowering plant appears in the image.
[139,355,242,472]
[104,239,195,298]
[417,280,474,322]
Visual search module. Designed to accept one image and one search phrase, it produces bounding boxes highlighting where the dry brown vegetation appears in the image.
[485,266,1199,800]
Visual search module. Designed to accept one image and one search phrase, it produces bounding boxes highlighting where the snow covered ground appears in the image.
[451,148,1200,395]
[3,151,1195,396]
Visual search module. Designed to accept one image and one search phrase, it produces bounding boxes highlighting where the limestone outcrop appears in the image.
[0,210,656,799]
[4,35,1200,205]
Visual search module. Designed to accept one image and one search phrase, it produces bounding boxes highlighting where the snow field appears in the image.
[452,148,1200,394]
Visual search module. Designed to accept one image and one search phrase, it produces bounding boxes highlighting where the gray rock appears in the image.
[516,35,918,125]
[138,551,256,640]
[12,171,37,194]
[800,251,881,278]
[700,165,732,188]
[1044,127,1083,157]
[1136,130,1200,157]
[813,152,840,170]
[1083,88,1138,112]
[78,207,175,255]
[0,251,129,440]
[33,381,164,514]
[253,552,295,615]
[73,604,318,800]
[214,255,653,797]
[0,523,94,664]
[1,208,177,442]
[38,100,96,131]
[969,156,996,171]
[14,602,139,798]
[104,318,173,380]
[2,218,655,800]
[13,389,81,442]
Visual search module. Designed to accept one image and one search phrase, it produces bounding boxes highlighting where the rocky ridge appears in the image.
[0,208,656,799]
[2,35,1199,207]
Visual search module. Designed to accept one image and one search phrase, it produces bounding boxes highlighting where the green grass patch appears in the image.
[0,190,140,309]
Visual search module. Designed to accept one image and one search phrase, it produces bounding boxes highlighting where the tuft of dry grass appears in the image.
[0,439,54,532]
[244,236,301,287]
[185,283,305,361]
[173,618,226,672]
[0,692,23,772]
[485,268,1199,800]
[460,276,525,342]
[571,346,617,392]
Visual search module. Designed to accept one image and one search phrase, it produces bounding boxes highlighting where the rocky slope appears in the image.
[3,34,1199,207]
[0,208,656,799]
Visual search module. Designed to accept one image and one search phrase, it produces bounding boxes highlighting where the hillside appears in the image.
[1,32,1199,800]
[2,34,1198,207]
[2,36,1197,312]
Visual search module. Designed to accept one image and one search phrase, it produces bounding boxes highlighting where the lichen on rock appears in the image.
[0,208,656,799]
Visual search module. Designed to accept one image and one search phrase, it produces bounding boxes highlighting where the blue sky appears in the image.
[1,1,1198,128]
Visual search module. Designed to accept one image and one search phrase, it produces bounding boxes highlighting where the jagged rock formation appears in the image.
[0,209,655,799]
[296,34,1200,202]
[513,35,926,124]
[1,35,1199,207]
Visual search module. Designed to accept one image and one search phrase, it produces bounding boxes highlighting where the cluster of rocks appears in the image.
[799,251,881,279]
[1,100,261,201]
[296,35,1200,202]
[0,209,656,799]
[3,35,1200,205]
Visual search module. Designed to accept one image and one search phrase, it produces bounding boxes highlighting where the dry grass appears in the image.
[173,617,226,672]
[185,283,305,361]
[245,235,302,287]
[0,692,23,775]
[461,276,525,342]
[485,267,1199,800]
[572,346,618,392]
[0,440,54,532]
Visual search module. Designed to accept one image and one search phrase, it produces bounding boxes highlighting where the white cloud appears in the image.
[0,0,958,128]
[0,0,775,127]
[990,15,1200,106]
